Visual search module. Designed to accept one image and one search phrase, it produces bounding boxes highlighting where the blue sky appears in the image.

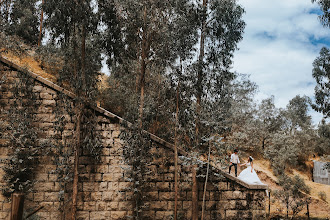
[233,0,330,124]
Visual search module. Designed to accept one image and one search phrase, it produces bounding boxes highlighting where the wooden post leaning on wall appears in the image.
[268,191,271,218]
[192,165,198,220]
[11,192,24,220]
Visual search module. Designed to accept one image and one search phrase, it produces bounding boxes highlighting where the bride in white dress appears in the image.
[238,156,265,185]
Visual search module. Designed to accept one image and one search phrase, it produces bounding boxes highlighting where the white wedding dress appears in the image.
[238,162,265,185]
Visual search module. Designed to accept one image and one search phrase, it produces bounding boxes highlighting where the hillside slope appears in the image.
[252,159,329,219]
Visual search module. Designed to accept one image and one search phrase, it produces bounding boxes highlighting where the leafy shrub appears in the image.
[318,191,327,202]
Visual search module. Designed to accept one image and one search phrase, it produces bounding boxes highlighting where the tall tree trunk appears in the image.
[72,24,86,220]
[71,107,82,220]
[138,54,146,129]
[192,166,198,220]
[196,0,207,139]
[138,6,147,128]
[196,22,206,136]
[201,144,211,220]
[81,24,86,95]
[154,74,162,133]
[135,48,140,93]
[192,1,208,219]
[38,0,44,47]
[174,78,180,220]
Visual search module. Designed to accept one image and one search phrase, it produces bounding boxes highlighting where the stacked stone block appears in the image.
[0,60,266,220]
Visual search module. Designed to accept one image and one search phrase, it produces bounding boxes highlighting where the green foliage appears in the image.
[115,0,185,66]
[0,0,40,44]
[0,70,40,197]
[285,95,312,132]
[43,0,104,101]
[210,136,233,168]
[0,0,11,27]
[265,132,298,175]
[82,109,103,162]
[50,92,74,207]
[226,77,259,151]
[312,47,330,118]
[312,0,330,27]
[274,174,310,218]
[9,0,40,44]
[188,0,245,145]
[311,0,330,119]
[98,0,124,67]
[120,124,154,219]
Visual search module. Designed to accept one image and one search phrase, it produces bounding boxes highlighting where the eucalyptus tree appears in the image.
[3,0,40,44]
[168,2,200,218]
[311,0,330,118]
[99,0,123,68]
[264,96,316,174]
[42,1,119,219]
[254,97,283,150]
[316,119,330,155]
[191,0,245,146]
[284,95,315,162]
[108,0,189,129]
[312,0,330,27]
[284,95,312,134]
[183,1,245,218]
[274,175,310,219]
[311,47,330,118]
[225,75,259,151]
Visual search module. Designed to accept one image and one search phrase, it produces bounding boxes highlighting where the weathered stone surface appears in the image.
[83,202,96,211]
[118,201,133,211]
[77,211,90,220]
[103,173,113,181]
[159,191,174,200]
[107,202,119,211]
[34,192,45,202]
[111,211,127,219]
[90,211,108,220]
[233,190,245,199]
[155,211,173,220]
[102,191,113,201]
[40,92,53,100]
[2,202,11,211]
[44,192,58,202]
[42,99,56,106]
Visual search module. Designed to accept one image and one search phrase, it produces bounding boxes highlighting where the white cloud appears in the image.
[233,0,330,124]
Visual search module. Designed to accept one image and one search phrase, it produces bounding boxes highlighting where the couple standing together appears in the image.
[228,149,264,185]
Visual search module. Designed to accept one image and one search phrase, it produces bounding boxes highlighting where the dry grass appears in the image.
[1,50,58,83]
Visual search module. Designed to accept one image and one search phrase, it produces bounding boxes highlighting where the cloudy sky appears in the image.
[233,0,330,124]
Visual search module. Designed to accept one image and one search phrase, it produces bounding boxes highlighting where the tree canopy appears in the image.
[312,47,330,118]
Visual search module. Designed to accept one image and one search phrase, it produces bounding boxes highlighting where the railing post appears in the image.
[306,197,310,220]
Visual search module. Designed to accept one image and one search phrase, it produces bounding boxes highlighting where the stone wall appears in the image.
[0,58,266,220]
